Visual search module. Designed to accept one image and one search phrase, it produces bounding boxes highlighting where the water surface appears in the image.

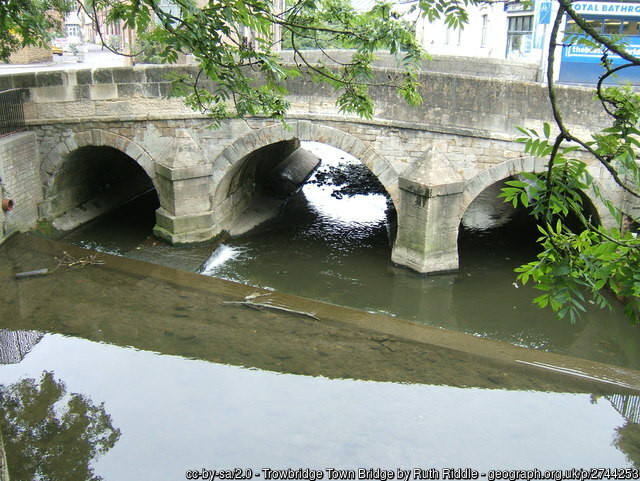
[2,233,640,479]
[199,143,640,370]
[0,332,638,480]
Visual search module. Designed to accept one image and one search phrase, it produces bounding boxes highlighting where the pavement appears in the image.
[0,43,130,74]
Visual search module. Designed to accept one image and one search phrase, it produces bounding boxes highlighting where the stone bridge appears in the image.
[0,63,632,273]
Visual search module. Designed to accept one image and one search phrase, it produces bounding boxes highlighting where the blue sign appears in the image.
[539,1,552,24]
[562,35,640,63]
[572,2,640,17]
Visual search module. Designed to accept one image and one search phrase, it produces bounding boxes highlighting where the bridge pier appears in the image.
[391,146,464,274]
[152,134,216,244]
[153,165,216,244]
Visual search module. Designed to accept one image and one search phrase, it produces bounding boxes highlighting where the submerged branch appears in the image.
[223,292,320,320]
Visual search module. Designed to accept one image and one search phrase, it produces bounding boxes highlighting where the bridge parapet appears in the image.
[0,64,609,140]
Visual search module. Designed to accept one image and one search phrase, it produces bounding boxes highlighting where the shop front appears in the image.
[559,0,640,84]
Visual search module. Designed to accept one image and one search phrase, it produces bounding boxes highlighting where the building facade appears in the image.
[558,0,640,84]
[416,0,540,61]
[416,0,640,86]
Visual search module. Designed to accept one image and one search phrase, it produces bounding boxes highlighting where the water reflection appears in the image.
[0,332,638,480]
[3,235,640,477]
[0,370,120,481]
[0,330,43,364]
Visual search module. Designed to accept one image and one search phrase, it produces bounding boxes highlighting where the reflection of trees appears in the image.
[616,422,640,468]
[0,371,121,481]
[603,394,640,468]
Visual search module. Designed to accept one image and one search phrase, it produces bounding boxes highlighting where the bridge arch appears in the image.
[211,121,399,233]
[41,129,157,192]
[460,156,613,232]
[40,129,159,231]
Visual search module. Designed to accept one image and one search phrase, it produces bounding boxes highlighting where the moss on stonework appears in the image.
[32,218,63,239]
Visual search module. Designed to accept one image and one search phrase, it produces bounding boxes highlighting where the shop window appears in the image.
[621,20,640,36]
[506,14,533,57]
[603,19,623,34]
[566,18,603,35]
[567,18,640,37]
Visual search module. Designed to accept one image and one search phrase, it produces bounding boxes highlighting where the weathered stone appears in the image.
[90,84,118,100]
[112,67,145,84]
[2,64,633,272]
[92,69,114,84]
[75,70,92,85]
[0,76,14,91]
[35,71,65,88]
[11,73,37,89]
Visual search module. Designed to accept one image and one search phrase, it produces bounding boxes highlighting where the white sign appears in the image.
[572,1,640,17]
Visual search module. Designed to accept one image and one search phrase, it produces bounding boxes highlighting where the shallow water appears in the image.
[1,333,639,480]
[1,236,640,479]
[50,142,640,370]
[199,143,640,370]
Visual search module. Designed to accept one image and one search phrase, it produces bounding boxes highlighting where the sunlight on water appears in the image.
[302,141,388,225]
[461,182,515,232]
[303,185,388,225]
[78,240,123,256]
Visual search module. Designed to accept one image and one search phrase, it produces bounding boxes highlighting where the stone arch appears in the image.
[40,128,160,230]
[461,156,615,229]
[211,120,400,209]
[41,128,157,196]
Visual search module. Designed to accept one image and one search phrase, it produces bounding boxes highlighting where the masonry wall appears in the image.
[0,131,43,244]
[0,64,630,252]
[279,50,541,82]
[0,64,607,141]
[7,46,52,65]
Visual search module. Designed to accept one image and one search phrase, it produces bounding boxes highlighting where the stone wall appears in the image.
[280,50,541,82]
[0,64,631,271]
[7,46,52,65]
[0,64,607,142]
[0,131,42,244]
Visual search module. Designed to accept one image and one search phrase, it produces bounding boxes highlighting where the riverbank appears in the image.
[2,232,640,394]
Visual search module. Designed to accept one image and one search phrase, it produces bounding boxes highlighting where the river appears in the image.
[1,142,640,478]
[55,142,640,369]
[201,142,640,370]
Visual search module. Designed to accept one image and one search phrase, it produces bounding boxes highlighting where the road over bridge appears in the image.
[0,63,633,273]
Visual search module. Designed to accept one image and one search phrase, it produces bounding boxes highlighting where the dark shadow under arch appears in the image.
[458,175,602,267]
[47,145,159,232]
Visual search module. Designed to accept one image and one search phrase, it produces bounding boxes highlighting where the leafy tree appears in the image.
[499,0,640,324]
[0,0,74,61]
[80,0,470,124]
[0,371,121,481]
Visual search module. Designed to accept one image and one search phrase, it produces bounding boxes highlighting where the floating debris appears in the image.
[54,251,104,270]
